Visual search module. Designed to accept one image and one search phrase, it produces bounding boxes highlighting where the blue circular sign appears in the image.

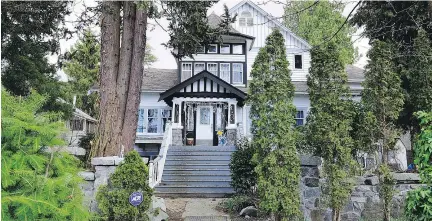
[129,192,143,207]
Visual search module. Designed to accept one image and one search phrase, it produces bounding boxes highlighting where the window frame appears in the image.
[136,107,172,135]
[232,63,244,84]
[181,63,193,81]
[220,44,231,54]
[219,63,231,83]
[232,44,244,55]
[294,108,307,127]
[196,45,205,54]
[194,63,205,75]
[207,63,218,75]
[239,11,253,27]
[294,54,303,69]
[207,44,218,54]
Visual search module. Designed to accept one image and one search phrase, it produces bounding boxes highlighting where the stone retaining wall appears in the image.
[299,156,422,221]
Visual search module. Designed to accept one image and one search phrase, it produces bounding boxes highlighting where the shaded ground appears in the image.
[164,198,228,221]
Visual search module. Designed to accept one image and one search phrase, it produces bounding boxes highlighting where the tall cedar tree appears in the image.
[1,1,73,118]
[351,1,432,136]
[92,2,235,157]
[362,41,404,221]
[248,29,301,220]
[283,0,356,65]
[306,43,355,221]
[1,89,90,220]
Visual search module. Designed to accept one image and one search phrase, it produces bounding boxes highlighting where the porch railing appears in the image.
[148,122,172,188]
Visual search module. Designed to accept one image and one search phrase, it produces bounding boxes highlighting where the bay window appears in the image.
[220,63,230,82]
[220,44,230,54]
[181,63,192,81]
[194,63,205,75]
[137,108,172,134]
[207,63,218,75]
[232,63,243,84]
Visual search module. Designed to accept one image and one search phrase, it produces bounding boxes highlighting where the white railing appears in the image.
[148,122,173,188]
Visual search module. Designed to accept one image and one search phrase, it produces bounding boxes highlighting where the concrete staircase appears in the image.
[155,146,236,197]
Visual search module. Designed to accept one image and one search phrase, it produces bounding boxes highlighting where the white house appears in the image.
[135,0,364,151]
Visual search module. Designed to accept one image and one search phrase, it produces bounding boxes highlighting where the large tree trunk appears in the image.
[92,1,121,157]
[121,7,148,152]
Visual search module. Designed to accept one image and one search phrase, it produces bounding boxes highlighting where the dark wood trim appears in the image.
[193,104,197,146]
[204,77,207,91]
[197,79,200,92]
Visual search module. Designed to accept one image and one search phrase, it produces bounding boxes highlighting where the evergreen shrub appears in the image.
[229,138,257,195]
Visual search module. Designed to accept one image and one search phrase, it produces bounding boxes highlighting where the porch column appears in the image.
[226,100,238,146]
[172,98,183,146]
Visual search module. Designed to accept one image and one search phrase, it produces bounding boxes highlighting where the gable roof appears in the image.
[159,70,247,106]
[229,0,311,49]
[142,68,179,91]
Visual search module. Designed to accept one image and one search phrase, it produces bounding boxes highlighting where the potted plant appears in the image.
[186,132,194,146]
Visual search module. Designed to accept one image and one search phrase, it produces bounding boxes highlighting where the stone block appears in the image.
[310,210,324,221]
[305,177,320,187]
[351,197,367,203]
[143,157,149,164]
[226,129,236,146]
[392,172,420,182]
[80,181,94,192]
[114,157,124,165]
[308,167,320,177]
[304,187,321,198]
[301,167,310,177]
[355,185,371,192]
[79,171,95,181]
[365,176,379,185]
[91,157,116,166]
[300,155,322,166]
[356,176,366,185]
[172,128,183,146]
[340,212,361,221]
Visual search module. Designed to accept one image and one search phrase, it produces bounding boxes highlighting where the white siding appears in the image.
[247,47,311,81]
[183,54,245,62]
[139,92,168,108]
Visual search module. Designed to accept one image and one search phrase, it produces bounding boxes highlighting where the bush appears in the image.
[78,133,94,167]
[405,111,432,221]
[229,138,257,195]
[218,195,256,214]
[1,89,90,220]
[96,150,153,221]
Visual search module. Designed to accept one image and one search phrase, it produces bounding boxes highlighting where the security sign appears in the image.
[129,191,143,207]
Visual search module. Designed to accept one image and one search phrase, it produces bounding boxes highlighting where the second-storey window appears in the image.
[295,55,303,69]
[207,63,218,75]
[220,63,230,82]
[232,63,243,84]
[194,63,205,75]
[207,44,217,53]
[233,44,244,54]
[181,63,192,81]
[220,44,230,54]
[295,110,305,126]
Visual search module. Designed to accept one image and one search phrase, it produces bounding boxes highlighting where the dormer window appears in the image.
[239,11,253,27]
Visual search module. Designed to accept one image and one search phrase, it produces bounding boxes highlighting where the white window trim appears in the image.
[220,63,231,83]
[136,107,172,135]
[207,44,218,54]
[232,63,243,84]
[220,44,230,54]
[294,54,303,70]
[181,63,192,80]
[207,63,218,75]
[194,63,205,75]
[232,44,244,54]
[294,107,308,126]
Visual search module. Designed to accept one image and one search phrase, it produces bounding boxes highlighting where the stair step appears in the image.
[160,180,231,186]
[167,151,233,156]
[165,160,230,165]
[169,146,236,152]
[156,186,234,194]
[162,174,231,180]
[155,192,234,198]
[166,155,231,160]
[164,164,229,169]
[164,169,230,175]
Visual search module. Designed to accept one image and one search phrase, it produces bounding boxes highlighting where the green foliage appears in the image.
[218,195,256,214]
[378,164,396,221]
[1,1,73,118]
[78,133,95,167]
[229,138,257,195]
[96,150,152,221]
[305,43,356,220]
[350,101,378,155]
[405,111,432,221]
[283,0,357,65]
[352,1,432,134]
[1,89,90,221]
[248,29,301,220]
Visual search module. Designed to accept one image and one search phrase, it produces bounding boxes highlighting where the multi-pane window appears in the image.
[137,108,172,134]
[295,55,302,69]
[181,63,192,81]
[232,44,244,54]
[207,63,218,75]
[207,44,217,53]
[194,63,205,75]
[220,63,230,82]
[232,63,243,84]
[220,44,230,54]
[239,11,253,27]
[196,45,205,53]
[295,110,305,126]
[71,119,84,131]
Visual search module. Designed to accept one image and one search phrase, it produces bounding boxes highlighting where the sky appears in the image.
[55,0,370,81]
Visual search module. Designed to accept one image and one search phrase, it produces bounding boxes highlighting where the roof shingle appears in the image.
[141,68,179,91]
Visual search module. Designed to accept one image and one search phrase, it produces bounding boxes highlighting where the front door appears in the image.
[196,106,213,145]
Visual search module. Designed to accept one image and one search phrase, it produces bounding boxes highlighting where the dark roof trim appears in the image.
[227,31,255,40]
[159,70,247,102]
